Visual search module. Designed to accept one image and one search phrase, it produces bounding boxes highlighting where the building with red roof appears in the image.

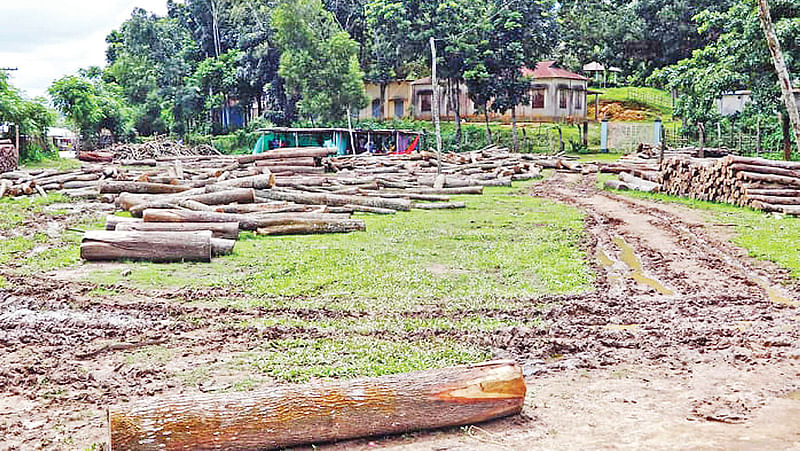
[359,61,590,123]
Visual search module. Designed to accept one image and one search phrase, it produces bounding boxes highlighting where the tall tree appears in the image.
[273,0,366,124]
[487,0,558,151]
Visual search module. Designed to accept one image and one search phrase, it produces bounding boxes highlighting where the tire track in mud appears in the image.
[522,171,800,374]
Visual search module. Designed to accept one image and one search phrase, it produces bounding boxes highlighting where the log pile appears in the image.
[3,145,553,261]
[659,155,800,215]
[94,136,220,162]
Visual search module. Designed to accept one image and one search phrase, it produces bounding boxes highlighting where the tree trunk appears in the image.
[430,37,443,174]
[105,215,142,231]
[257,189,411,211]
[206,173,275,191]
[257,219,366,235]
[115,222,240,240]
[142,209,354,231]
[237,147,331,164]
[782,112,791,161]
[452,80,462,151]
[757,0,800,159]
[81,230,213,262]
[484,102,492,145]
[511,107,518,152]
[99,181,191,195]
[108,360,525,450]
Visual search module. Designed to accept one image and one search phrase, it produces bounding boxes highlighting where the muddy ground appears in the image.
[2,171,799,449]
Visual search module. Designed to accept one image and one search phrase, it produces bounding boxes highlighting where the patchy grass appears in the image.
[598,87,674,119]
[85,182,592,310]
[234,337,491,383]
[603,179,800,277]
[21,158,82,171]
[574,152,624,163]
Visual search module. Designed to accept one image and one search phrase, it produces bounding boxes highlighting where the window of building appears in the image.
[371,99,383,119]
[531,88,545,109]
[559,89,568,109]
[574,91,583,110]
[419,91,432,113]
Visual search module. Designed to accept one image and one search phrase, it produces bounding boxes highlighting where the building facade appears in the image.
[359,61,589,123]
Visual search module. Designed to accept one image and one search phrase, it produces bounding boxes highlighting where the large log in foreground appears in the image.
[108,360,525,450]
[81,230,213,262]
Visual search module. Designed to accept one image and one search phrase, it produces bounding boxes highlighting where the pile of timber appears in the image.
[635,143,731,160]
[659,155,800,215]
[78,136,222,163]
[5,146,563,261]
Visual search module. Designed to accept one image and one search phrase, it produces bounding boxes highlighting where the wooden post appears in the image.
[757,0,800,159]
[347,106,356,155]
[430,37,442,174]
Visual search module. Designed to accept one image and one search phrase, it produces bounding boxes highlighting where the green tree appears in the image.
[273,0,366,124]
[650,0,799,156]
[49,73,133,149]
[0,72,56,160]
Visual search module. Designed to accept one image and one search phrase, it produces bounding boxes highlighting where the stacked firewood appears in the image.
[78,136,221,163]
[659,155,800,215]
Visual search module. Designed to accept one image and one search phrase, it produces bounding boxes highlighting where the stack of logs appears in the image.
[3,146,552,262]
[598,150,800,216]
[659,155,800,215]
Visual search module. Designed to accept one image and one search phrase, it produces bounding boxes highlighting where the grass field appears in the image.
[0,181,594,382]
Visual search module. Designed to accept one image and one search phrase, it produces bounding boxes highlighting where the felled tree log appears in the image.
[81,230,213,262]
[237,147,332,164]
[411,202,466,210]
[115,222,240,239]
[142,209,351,231]
[105,215,143,230]
[99,181,191,194]
[108,360,525,450]
[619,172,660,193]
[257,218,366,235]
[206,173,275,191]
[604,180,629,191]
[211,238,236,256]
[409,186,483,195]
[257,189,412,211]
[344,204,396,214]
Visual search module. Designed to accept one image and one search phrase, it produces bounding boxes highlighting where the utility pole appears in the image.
[429,37,442,174]
[757,0,800,160]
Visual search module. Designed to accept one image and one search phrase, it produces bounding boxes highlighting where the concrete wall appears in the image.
[718,91,800,116]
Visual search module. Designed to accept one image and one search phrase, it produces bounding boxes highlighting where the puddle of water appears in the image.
[612,237,675,295]
[596,249,614,268]
[602,324,640,332]
[752,277,800,307]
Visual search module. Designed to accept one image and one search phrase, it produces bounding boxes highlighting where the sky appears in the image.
[0,0,170,99]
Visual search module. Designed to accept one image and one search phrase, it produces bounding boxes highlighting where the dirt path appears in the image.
[331,171,800,450]
[2,171,799,449]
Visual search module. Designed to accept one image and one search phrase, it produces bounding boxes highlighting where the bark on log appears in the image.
[108,360,525,450]
[257,218,366,235]
[206,173,275,191]
[116,222,240,239]
[81,230,212,262]
[105,215,142,230]
[237,147,332,164]
[100,181,191,195]
[211,238,235,257]
[343,204,396,214]
[257,189,411,211]
[411,202,466,210]
[142,209,351,231]
[619,172,660,193]
[408,186,483,195]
